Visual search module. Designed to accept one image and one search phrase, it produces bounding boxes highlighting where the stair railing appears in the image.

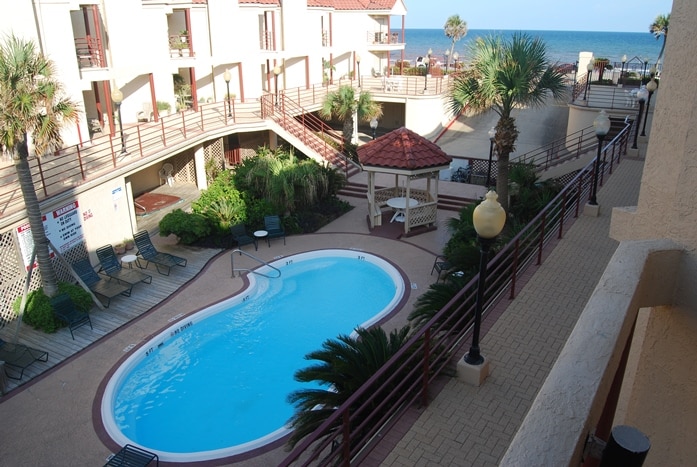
[230,249,281,278]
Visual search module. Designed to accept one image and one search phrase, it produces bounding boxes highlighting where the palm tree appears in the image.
[0,35,79,297]
[286,325,411,452]
[449,33,567,211]
[319,85,382,145]
[443,14,468,70]
[650,13,670,68]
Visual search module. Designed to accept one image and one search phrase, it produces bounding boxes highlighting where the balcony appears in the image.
[169,32,193,58]
[75,36,106,69]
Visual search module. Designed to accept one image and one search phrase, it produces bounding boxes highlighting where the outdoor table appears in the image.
[386,197,418,223]
[254,230,269,248]
[121,254,139,269]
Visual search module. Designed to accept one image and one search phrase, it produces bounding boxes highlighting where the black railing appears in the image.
[280,121,633,466]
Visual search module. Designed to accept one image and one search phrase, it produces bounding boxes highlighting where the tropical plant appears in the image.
[319,85,383,145]
[13,282,92,333]
[158,208,211,244]
[449,33,567,211]
[443,14,468,70]
[286,325,412,451]
[408,274,469,330]
[649,13,670,67]
[0,35,79,298]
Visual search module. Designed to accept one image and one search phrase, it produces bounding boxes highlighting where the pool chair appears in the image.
[0,338,49,381]
[264,215,286,246]
[431,254,451,283]
[72,258,133,307]
[105,444,159,466]
[133,230,187,276]
[230,224,257,252]
[96,244,153,286]
[50,293,93,340]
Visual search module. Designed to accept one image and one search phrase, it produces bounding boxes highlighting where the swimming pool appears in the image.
[101,249,405,462]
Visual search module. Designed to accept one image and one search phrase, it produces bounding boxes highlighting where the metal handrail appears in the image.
[280,121,633,466]
[230,249,281,278]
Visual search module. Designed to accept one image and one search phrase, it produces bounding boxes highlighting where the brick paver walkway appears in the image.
[381,157,645,466]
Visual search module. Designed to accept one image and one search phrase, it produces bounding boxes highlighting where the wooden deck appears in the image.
[134,183,201,234]
[0,239,221,394]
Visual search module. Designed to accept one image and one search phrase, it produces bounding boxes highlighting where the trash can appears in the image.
[599,425,650,467]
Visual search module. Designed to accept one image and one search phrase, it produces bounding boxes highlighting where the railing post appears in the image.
[137,125,143,157]
[559,191,567,239]
[575,171,583,217]
[109,135,117,167]
[422,328,431,406]
[181,111,187,139]
[342,411,351,466]
[200,105,205,131]
[76,146,86,180]
[600,150,607,187]
[537,213,545,265]
[160,118,167,147]
[509,238,520,299]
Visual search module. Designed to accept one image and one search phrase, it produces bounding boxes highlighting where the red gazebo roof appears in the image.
[357,127,452,171]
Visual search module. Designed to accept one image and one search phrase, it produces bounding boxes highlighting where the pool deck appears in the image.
[0,198,460,466]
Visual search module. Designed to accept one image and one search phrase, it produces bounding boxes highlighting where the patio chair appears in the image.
[264,215,286,246]
[133,230,187,276]
[230,224,257,252]
[431,254,451,283]
[0,338,49,380]
[50,293,93,340]
[158,162,174,187]
[72,258,133,307]
[104,444,159,466]
[96,244,153,286]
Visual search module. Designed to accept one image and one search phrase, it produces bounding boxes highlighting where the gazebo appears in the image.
[357,127,452,235]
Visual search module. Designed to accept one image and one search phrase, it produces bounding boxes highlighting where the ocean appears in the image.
[398,29,664,69]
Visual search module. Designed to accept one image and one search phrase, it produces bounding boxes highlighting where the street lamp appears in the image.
[642,78,658,136]
[110,86,127,155]
[424,48,432,92]
[642,58,649,82]
[632,86,649,149]
[370,117,378,140]
[273,65,281,106]
[589,110,611,206]
[444,49,450,73]
[583,59,594,101]
[486,127,496,188]
[463,190,506,366]
[223,69,232,117]
[356,54,361,88]
[619,54,627,86]
[453,51,459,71]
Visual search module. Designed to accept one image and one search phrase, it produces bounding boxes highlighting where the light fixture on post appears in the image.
[642,78,657,136]
[632,86,649,149]
[589,110,611,206]
[583,59,594,101]
[463,190,506,369]
[486,127,496,188]
[444,49,450,73]
[273,65,281,106]
[453,51,459,71]
[370,117,378,140]
[642,58,649,82]
[356,54,361,88]
[424,48,432,92]
[223,69,232,117]
[619,54,627,86]
[110,86,127,155]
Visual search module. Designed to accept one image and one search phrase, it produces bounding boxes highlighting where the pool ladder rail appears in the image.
[230,249,282,278]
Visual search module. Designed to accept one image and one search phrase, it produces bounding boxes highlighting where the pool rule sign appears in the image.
[16,200,85,270]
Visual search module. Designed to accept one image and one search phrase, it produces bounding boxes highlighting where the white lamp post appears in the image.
[584,59,594,101]
[486,127,496,188]
[110,87,127,154]
[223,69,232,117]
[424,48,432,92]
[642,78,658,136]
[370,117,378,140]
[356,54,361,88]
[632,86,649,149]
[589,110,611,206]
[464,191,506,367]
[453,51,459,71]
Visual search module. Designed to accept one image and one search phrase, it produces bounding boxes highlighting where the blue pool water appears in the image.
[101,249,404,462]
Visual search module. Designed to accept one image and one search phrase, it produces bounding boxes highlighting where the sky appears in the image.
[404,0,673,32]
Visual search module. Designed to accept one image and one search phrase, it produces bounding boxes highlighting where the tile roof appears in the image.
[358,127,452,171]
[238,0,281,5]
[238,0,396,9]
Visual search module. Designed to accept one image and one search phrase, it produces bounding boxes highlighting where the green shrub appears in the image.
[13,282,92,333]
[159,208,211,244]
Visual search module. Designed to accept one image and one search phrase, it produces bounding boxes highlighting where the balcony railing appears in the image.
[367,30,401,45]
[168,34,193,58]
[279,122,633,466]
[75,36,106,68]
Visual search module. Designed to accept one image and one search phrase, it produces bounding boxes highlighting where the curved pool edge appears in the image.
[96,248,410,464]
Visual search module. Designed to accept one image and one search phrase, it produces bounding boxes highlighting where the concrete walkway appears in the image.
[379,157,645,465]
